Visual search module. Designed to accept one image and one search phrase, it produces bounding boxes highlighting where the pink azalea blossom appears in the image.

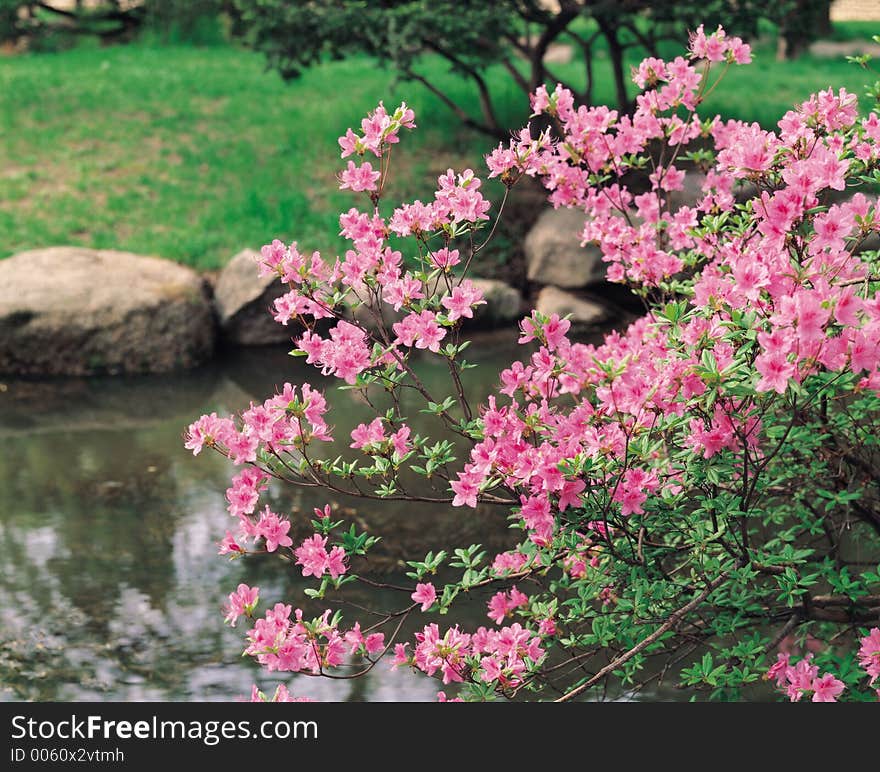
[294,534,348,579]
[411,582,437,611]
[256,507,293,553]
[858,628,880,684]
[218,530,244,556]
[224,584,259,627]
[339,160,381,192]
[441,280,485,322]
[811,673,845,702]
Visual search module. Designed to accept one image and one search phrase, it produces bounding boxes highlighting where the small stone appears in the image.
[468,278,523,326]
[213,249,291,346]
[535,285,610,330]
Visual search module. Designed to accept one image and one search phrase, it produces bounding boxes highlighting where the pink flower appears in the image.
[519,312,570,351]
[450,472,480,508]
[487,586,529,624]
[480,655,503,683]
[226,429,259,465]
[224,583,259,627]
[390,425,412,457]
[339,160,381,192]
[218,530,244,556]
[365,633,385,655]
[338,128,360,158]
[811,673,845,702]
[441,280,485,322]
[326,546,347,579]
[434,168,491,223]
[392,643,411,668]
[256,507,293,553]
[413,623,471,684]
[226,467,269,519]
[858,627,880,684]
[393,310,446,352]
[411,582,437,611]
[185,412,234,455]
[294,534,348,579]
[430,247,461,270]
[755,352,795,394]
[350,417,385,450]
[487,592,509,625]
[544,314,571,350]
[784,655,819,702]
[766,652,791,687]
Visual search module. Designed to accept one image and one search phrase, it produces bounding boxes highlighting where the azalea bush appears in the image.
[187,25,880,702]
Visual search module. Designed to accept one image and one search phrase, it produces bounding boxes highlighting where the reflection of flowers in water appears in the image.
[0,341,519,701]
[0,477,445,701]
[0,603,108,702]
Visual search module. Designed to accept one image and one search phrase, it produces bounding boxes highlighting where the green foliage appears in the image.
[143,0,228,46]
[227,0,793,135]
[0,1,227,49]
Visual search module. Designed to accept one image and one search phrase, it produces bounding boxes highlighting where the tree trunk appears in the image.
[596,16,630,115]
[779,0,832,60]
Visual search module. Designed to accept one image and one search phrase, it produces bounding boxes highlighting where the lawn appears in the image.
[0,36,877,269]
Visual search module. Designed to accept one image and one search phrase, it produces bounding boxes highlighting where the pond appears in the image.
[0,330,559,702]
[5,325,751,702]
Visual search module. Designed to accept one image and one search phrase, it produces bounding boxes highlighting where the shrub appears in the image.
[187,26,880,702]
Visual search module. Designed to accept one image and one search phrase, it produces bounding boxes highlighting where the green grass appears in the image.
[699,52,877,126]
[0,45,520,269]
[825,20,880,43]
[0,41,877,269]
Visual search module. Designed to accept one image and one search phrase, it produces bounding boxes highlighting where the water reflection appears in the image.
[0,332,531,701]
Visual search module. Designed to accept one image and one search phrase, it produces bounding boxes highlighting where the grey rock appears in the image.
[535,285,610,330]
[666,172,708,211]
[525,207,605,288]
[469,278,523,326]
[855,230,880,253]
[214,248,291,345]
[0,246,215,376]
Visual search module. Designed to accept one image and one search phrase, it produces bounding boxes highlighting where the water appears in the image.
[2,329,785,702]
[0,332,530,702]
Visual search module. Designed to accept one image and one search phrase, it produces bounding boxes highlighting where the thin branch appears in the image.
[554,568,733,702]
[405,69,500,138]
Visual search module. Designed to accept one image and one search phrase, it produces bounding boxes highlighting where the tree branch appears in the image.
[555,568,733,702]
[403,69,502,139]
[420,38,502,135]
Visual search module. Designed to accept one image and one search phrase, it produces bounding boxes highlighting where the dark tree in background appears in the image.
[0,0,223,47]
[777,0,833,60]
[0,1,838,132]
[226,0,796,137]
[0,1,147,45]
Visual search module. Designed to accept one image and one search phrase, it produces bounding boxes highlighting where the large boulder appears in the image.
[525,207,605,288]
[469,278,523,327]
[535,286,610,330]
[213,248,291,346]
[0,246,215,376]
